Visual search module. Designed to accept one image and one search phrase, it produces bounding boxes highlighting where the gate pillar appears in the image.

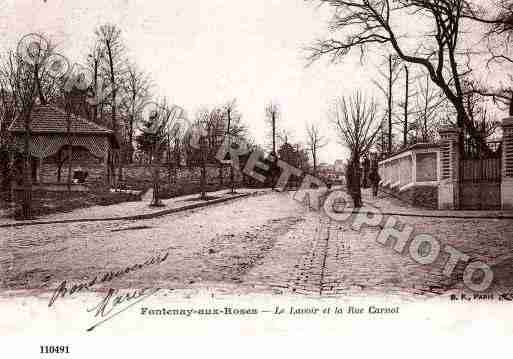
[438,127,462,210]
[502,117,513,209]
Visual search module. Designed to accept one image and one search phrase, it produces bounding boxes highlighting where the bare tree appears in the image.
[223,99,246,194]
[265,101,281,190]
[372,54,402,153]
[86,44,104,123]
[402,65,411,147]
[462,82,501,156]
[410,72,447,143]
[121,62,152,163]
[461,2,513,115]
[2,33,57,219]
[265,102,280,156]
[137,100,185,206]
[165,112,188,186]
[94,24,126,184]
[306,122,328,175]
[464,1,513,39]
[194,109,212,200]
[329,91,381,207]
[0,65,17,194]
[307,0,489,153]
[277,128,294,149]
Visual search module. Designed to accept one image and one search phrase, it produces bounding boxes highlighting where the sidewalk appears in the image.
[358,188,513,219]
[0,188,268,227]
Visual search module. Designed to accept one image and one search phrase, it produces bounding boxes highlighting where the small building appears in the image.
[8,104,119,191]
[334,159,346,173]
[318,162,345,183]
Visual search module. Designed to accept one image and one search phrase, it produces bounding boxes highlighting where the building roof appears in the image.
[8,104,113,135]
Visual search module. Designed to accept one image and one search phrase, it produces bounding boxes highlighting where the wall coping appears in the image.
[438,126,463,134]
[379,143,440,165]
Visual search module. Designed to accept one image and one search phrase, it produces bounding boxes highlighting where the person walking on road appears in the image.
[369,168,381,198]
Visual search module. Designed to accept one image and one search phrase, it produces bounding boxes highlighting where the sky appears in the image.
[0,1,506,164]
[0,0,385,163]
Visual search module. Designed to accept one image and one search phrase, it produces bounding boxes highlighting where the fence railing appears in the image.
[460,157,501,183]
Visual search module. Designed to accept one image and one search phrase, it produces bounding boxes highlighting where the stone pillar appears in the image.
[502,117,513,209]
[438,127,462,210]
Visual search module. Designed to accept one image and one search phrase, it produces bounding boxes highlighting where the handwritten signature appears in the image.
[45,251,170,331]
[86,287,164,332]
[48,251,169,307]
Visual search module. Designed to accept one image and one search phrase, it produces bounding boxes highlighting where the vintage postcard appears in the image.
[1,0,512,356]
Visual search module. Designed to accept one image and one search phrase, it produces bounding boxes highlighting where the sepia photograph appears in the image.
[1,0,513,356]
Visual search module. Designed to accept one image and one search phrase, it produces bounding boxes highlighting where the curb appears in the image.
[331,209,513,220]
[0,191,266,228]
[333,189,513,220]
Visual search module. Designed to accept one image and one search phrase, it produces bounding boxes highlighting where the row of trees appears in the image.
[0,24,156,217]
[307,0,513,160]
[0,24,155,179]
[0,26,331,216]
[135,98,330,204]
[302,0,513,206]
[135,99,252,204]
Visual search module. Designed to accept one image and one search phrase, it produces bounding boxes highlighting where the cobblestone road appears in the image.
[2,191,513,299]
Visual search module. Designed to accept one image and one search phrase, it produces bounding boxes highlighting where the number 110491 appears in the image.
[40,345,70,354]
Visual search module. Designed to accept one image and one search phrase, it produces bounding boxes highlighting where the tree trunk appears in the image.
[271,113,277,190]
[151,165,161,206]
[153,178,159,204]
[150,142,163,206]
[388,55,393,154]
[129,113,134,164]
[272,113,276,156]
[21,110,33,220]
[226,107,235,193]
[349,156,362,208]
[313,149,317,176]
[0,150,10,192]
[230,165,235,193]
[200,164,206,200]
[218,163,223,186]
[403,65,409,147]
[66,99,73,193]
[200,138,207,200]
[510,92,513,116]
[117,150,124,183]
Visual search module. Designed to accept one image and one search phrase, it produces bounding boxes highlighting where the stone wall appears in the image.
[378,143,440,209]
[40,161,243,190]
[39,147,105,185]
[381,184,438,209]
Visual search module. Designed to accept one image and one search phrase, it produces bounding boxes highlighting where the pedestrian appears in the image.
[369,167,381,198]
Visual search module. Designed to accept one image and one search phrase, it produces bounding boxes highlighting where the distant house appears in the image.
[317,161,345,183]
[8,104,119,190]
[334,159,345,174]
